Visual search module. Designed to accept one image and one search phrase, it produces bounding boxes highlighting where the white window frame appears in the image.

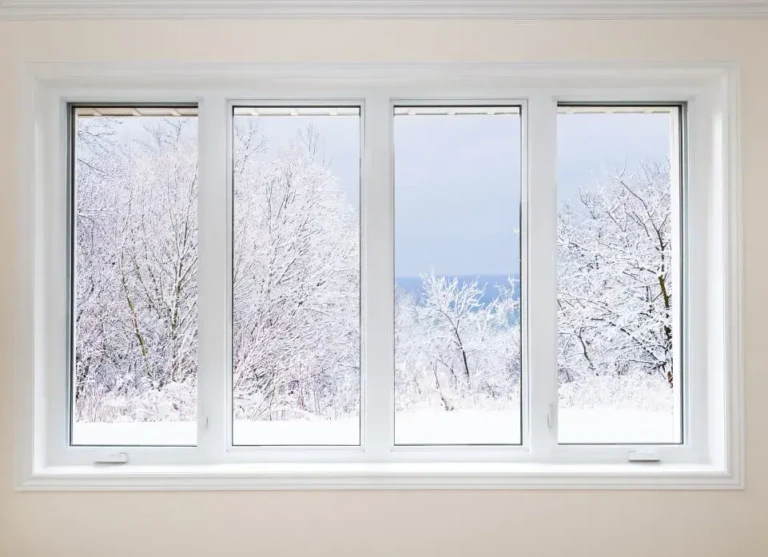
[14,62,743,490]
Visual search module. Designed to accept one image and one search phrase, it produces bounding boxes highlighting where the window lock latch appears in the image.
[628,449,661,463]
[94,452,129,465]
[547,403,556,429]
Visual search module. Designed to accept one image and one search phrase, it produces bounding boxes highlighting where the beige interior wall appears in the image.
[0,19,766,557]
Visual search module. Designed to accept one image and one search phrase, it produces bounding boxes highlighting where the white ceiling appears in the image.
[0,0,766,20]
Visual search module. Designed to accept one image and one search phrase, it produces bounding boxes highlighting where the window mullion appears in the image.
[526,95,559,457]
[196,94,229,461]
[362,95,395,459]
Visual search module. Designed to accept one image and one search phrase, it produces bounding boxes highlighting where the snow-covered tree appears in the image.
[395,273,521,413]
[75,117,198,422]
[232,122,360,422]
[557,161,674,395]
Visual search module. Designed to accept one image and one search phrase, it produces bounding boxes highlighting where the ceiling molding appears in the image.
[1,1,767,21]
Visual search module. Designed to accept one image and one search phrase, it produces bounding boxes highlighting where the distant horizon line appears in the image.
[395,273,519,278]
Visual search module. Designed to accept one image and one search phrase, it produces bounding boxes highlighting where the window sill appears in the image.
[17,461,742,491]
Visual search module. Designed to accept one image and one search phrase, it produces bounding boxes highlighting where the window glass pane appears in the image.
[394,106,522,445]
[72,106,199,446]
[557,106,682,444]
[232,106,361,446]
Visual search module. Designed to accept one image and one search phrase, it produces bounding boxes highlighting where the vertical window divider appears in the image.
[526,95,559,457]
[362,95,395,459]
[197,94,229,461]
[670,105,684,445]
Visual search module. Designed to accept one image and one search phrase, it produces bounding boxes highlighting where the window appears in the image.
[232,106,361,446]
[393,106,522,445]
[71,106,199,446]
[556,105,683,444]
[18,63,741,489]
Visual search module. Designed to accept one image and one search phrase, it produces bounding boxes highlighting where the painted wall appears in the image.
[0,19,766,557]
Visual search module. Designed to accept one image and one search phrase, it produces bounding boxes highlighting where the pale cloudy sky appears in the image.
[238,110,672,277]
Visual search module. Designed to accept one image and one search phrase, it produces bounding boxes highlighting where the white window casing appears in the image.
[13,62,744,490]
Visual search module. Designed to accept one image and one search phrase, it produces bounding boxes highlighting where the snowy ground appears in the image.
[72,408,678,446]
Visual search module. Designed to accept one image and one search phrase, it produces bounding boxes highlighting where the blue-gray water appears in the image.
[395,274,520,306]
